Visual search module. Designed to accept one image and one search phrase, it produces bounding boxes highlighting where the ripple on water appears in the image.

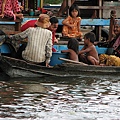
[0,77,120,120]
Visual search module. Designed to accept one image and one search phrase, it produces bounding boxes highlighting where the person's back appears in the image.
[9,14,52,67]
[61,38,79,61]
[79,32,99,65]
[22,27,52,63]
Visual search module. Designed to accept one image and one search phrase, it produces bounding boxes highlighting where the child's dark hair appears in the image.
[50,16,58,24]
[69,4,80,17]
[84,32,96,43]
[68,38,79,54]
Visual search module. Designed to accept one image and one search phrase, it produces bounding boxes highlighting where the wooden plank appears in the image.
[59,57,88,65]
[1,17,120,26]
[43,5,120,10]
[58,19,111,26]
[0,18,22,22]
[108,10,116,42]
[0,18,22,32]
[1,17,120,27]
[78,6,120,10]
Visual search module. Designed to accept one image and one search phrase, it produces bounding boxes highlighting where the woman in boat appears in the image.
[109,20,120,57]
[78,32,99,65]
[62,4,83,41]
[9,14,52,67]
[61,38,79,61]
[0,0,23,20]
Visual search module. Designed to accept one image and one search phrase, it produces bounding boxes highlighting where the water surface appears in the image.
[0,76,120,120]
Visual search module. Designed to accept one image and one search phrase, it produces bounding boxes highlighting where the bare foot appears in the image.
[15,13,24,19]
[0,14,4,18]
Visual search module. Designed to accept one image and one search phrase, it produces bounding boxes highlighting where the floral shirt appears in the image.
[62,16,82,38]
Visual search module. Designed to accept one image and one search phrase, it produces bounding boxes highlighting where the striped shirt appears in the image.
[10,27,52,64]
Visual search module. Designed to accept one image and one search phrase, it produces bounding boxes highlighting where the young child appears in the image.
[79,32,99,65]
[61,38,79,61]
[62,4,82,40]
[0,0,23,20]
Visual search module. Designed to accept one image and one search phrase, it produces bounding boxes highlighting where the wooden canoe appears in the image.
[0,55,120,78]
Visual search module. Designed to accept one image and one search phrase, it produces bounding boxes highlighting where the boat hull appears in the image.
[0,55,120,78]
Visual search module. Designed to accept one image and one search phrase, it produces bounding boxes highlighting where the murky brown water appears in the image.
[0,75,120,120]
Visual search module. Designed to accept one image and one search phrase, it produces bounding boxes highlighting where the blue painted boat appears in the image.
[0,54,120,78]
[1,42,120,78]
[0,43,108,67]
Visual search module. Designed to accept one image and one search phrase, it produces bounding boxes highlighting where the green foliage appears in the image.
[44,0,61,4]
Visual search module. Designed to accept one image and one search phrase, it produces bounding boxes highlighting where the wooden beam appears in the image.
[78,6,120,10]
[108,10,116,42]
[0,18,22,22]
[59,57,88,65]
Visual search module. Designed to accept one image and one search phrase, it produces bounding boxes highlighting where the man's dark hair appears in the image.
[69,4,80,17]
[50,16,58,24]
[84,32,96,43]
[68,38,79,54]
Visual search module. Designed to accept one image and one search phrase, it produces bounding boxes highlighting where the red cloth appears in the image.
[21,20,37,32]
[113,36,120,50]
[48,28,56,44]
[52,47,56,52]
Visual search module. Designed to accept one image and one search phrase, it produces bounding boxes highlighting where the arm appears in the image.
[54,37,58,43]
[45,32,52,67]
[79,47,91,55]
[77,19,81,32]
[61,49,70,53]
[62,16,74,28]
[10,28,29,41]
[0,0,6,18]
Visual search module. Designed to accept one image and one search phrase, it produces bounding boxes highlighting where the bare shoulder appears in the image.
[90,45,96,49]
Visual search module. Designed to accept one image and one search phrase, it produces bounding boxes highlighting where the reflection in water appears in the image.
[0,76,120,120]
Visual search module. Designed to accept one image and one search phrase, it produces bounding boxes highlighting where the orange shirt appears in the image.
[62,16,82,38]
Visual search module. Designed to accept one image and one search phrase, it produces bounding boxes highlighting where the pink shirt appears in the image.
[0,0,21,20]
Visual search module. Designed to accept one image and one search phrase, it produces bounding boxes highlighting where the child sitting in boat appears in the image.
[79,32,99,65]
[61,38,79,61]
[62,4,83,41]
[0,0,23,20]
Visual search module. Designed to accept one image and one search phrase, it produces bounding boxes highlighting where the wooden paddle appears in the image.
[59,57,88,66]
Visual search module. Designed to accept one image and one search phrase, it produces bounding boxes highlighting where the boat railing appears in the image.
[0,18,22,35]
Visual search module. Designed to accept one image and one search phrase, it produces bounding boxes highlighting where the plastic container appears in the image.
[50,52,68,66]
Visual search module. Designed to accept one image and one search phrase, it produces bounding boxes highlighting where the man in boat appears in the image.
[8,14,52,67]
[16,16,59,59]
[21,16,59,44]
